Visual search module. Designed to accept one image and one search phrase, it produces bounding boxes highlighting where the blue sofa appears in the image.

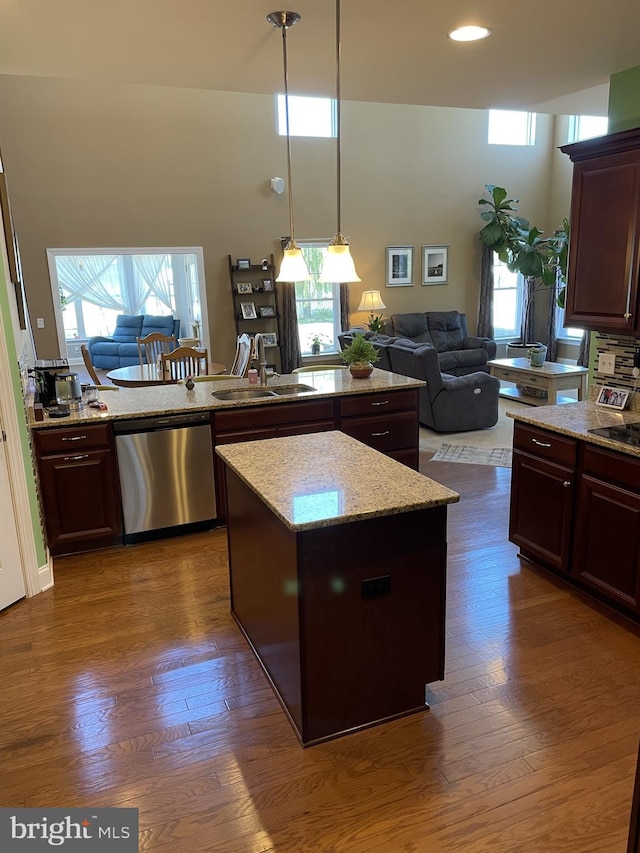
[88,315,180,369]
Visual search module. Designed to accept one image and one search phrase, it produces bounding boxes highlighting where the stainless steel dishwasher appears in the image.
[114,412,217,544]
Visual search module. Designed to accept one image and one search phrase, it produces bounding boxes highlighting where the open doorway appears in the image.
[46,247,208,365]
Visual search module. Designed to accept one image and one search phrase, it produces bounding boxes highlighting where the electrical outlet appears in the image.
[598,353,616,375]
[36,317,45,329]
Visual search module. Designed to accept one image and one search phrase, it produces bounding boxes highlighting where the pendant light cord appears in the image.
[335,0,342,237]
[280,25,296,246]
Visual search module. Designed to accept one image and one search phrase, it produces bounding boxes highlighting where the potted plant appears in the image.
[478,185,568,351]
[339,333,380,378]
[367,313,386,333]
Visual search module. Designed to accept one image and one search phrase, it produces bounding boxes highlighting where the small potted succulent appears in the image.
[339,333,380,378]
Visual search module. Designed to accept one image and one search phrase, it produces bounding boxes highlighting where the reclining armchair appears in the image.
[387,340,500,433]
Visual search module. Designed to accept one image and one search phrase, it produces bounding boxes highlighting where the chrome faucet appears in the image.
[254,333,268,387]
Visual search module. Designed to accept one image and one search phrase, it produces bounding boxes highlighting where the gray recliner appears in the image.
[387,339,500,433]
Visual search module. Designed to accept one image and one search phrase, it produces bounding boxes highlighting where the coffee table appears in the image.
[487,357,588,406]
[106,362,225,387]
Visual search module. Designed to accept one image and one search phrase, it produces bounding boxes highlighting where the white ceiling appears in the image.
[0,0,636,113]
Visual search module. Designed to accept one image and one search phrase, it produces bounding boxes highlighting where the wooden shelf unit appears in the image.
[228,254,281,372]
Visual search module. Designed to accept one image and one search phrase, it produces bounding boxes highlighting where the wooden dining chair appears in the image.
[230,334,252,377]
[80,344,101,385]
[137,332,176,367]
[160,346,208,381]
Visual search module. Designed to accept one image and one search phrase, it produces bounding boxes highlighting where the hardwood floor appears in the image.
[2,456,640,851]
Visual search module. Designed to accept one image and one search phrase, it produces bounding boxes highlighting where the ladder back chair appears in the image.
[80,344,101,385]
[160,346,208,381]
[137,332,177,367]
[230,334,252,377]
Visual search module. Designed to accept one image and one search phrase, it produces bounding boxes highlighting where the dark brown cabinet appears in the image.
[510,422,640,622]
[571,445,640,612]
[338,388,420,469]
[509,423,576,573]
[34,423,122,556]
[561,127,640,334]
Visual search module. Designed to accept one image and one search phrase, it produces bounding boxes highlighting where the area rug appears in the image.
[429,443,513,467]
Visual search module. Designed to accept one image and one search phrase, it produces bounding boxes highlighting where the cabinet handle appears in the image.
[371,430,390,437]
[562,480,571,488]
[624,312,632,320]
[61,435,87,442]
[64,454,89,462]
[531,438,551,447]
[370,400,389,407]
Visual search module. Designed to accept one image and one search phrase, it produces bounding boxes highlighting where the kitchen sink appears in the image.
[213,389,277,401]
[270,384,316,396]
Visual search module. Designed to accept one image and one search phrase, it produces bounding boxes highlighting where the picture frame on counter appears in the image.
[596,385,630,409]
[386,245,414,286]
[240,302,257,320]
[422,245,449,284]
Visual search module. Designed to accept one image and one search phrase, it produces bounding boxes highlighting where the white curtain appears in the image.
[57,256,124,311]
[133,255,173,311]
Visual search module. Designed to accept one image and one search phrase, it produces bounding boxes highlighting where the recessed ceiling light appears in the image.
[448,25,492,42]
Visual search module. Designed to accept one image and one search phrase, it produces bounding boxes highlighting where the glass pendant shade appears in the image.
[276,243,310,282]
[320,241,361,282]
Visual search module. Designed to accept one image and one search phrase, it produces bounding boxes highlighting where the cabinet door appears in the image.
[38,449,122,555]
[509,450,575,572]
[571,475,640,612]
[565,153,640,333]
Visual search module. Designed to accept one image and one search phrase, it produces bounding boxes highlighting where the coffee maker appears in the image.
[31,358,70,407]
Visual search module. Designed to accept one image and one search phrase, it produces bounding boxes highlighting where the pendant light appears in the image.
[320,0,361,283]
[267,11,310,282]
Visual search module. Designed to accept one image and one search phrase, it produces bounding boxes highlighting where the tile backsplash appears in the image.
[593,333,640,412]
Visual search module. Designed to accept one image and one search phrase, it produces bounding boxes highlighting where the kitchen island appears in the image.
[217,430,459,746]
[507,400,640,625]
[28,369,425,555]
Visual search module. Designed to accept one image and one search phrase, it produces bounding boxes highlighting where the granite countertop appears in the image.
[29,368,424,430]
[216,431,459,532]
[506,401,640,458]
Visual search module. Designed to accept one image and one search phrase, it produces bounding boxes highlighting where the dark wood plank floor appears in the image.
[2,455,640,851]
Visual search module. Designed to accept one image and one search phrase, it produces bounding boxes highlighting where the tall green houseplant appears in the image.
[478,185,569,344]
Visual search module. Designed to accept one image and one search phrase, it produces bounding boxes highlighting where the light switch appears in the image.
[598,353,616,375]
[36,317,45,328]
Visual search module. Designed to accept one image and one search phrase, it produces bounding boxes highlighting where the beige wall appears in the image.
[0,75,559,368]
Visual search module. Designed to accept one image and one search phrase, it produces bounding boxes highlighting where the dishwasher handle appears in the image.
[113,412,211,433]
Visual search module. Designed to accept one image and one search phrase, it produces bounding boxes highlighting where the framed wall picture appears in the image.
[236,258,251,269]
[262,332,278,347]
[596,385,630,409]
[240,301,257,320]
[422,245,449,284]
[386,245,414,286]
[259,305,276,318]
[236,282,253,294]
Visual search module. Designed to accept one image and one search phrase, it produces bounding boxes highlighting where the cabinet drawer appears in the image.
[340,411,417,452]
[214,399,334,432]
[513,423,577,467]
[339,389,417,418]
[582,443,640,491]
[34,423,113,454]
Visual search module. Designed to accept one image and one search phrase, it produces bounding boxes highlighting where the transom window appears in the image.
[568,114,608,142]
[276,95,336,138]
[488,109,536,146]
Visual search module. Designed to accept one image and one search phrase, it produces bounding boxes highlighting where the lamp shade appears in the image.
[357,290,386,312]
[319,243,361,283]
[276,245,311,282]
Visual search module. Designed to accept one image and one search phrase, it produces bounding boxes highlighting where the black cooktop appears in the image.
[589,422,640,447]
